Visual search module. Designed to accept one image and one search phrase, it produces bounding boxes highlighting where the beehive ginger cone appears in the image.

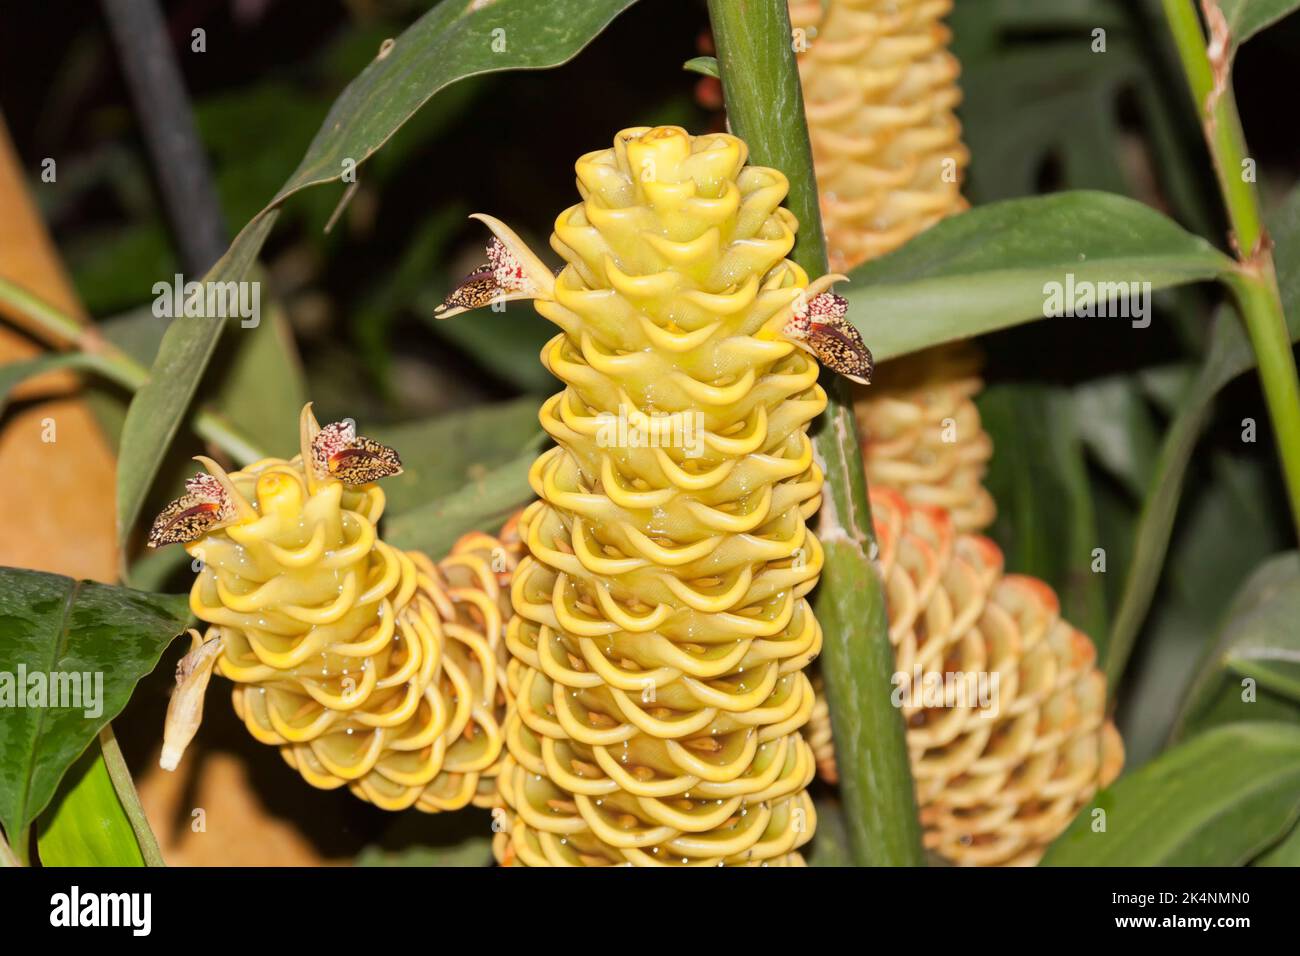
[150,405,516,812]
[791,0,969,273]
[791,0,992,532]
[855,345,994,534]
[808,488,1124,866]
[438,126,854,866]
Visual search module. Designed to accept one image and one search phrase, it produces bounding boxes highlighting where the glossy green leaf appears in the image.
[115,0,640,550]
[1073,375,1163,499]
[1219,0,1300,55]
[0,568,188,843]
[1254,818,1300,865]
[370,399,543,516]
[843,192,1232,362]
[35,739,144,867]
[114,211,278,549]
[385,449,535,555]
[1041,722,1300,865]
[1118,455,1289,764]
[1103,184,1300,688]
[978,384,1108,642]
[1174,552,1300,735]
[356,807,494,866]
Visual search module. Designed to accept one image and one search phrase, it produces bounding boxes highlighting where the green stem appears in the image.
[707,0,923,866]
[1161,0,1300,538]
[0,277,265,465]
[13,825,31,866]
[99,725,166,867]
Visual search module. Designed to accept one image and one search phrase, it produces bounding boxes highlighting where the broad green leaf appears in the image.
[1219,0,1300,55]
[385,449,536,555]
[356,807,494,866]
[261,0,639,216]
[978,384,1108,642]
[420,302,557,393]
[114,211,278,549]
[0,568,188,843]
[208,300,307,459]
[842,192,1232,362]
[0,354,96,417]
[1118,455,1289,764]
[1254,818,1300,865]
[369,398,543,516]
[115,0,639,549]
[1073,375,1163,499]
[1041,722,1300,865]
[35,740,144,867]
[1174,552,1300,738]
[1103,184,1300,688]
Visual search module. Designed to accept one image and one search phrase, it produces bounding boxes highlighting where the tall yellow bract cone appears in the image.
[448,127,836,866]
[791,0,969,273]
[152,406,516,813]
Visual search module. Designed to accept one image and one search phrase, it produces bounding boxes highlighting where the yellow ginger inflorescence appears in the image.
[855,346,994,534]
[790,0,968,273]
[808,488,1124,866]
[152,406,516,813]
[441,126,851,866]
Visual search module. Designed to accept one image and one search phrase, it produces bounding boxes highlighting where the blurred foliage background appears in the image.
[2,0,1298,863]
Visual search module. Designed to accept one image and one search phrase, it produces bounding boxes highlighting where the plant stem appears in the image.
[99,726,166,867]
[1161,0,1300,538]
[13,825,31,866]
[706,0,923,866]
[0,277,265,465]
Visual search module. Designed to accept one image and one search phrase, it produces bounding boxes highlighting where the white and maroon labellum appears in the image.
[311,419,403,484]
[148,473,237,548]
[784,291,874,385]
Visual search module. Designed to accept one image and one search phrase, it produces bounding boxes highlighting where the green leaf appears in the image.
[1103,183,1300,688]
[1073,375,1163,499]
[208,299,307,458]
[1041,722,1300,865]
[1254,818,1300,865]
[1175,552,1300,736]
[385,449,536,555]
[35,740,144,867]
[419,303,557,393]
[115,0,639,549]
[978,384,1108,642]
[114,211,278,549]
[842,191,1233,362]
[0,568,188,844]
[682,55,719,78]
[1118,454,1290,764]
[369,398,543,516]
[356,808,494,867]
[1219,0,1300,55]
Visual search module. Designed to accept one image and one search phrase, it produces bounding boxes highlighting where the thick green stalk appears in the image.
[0,277,265,465]
[707,0,923,866]
[1161,0,1300,538]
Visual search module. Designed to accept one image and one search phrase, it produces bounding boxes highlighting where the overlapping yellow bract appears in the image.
[791,0,968,273]
[183,453,516,812]
[492,126,825,866]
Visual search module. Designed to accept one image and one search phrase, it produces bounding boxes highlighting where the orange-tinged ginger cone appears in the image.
[809,488,1124,866]
[151,405,516,812]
